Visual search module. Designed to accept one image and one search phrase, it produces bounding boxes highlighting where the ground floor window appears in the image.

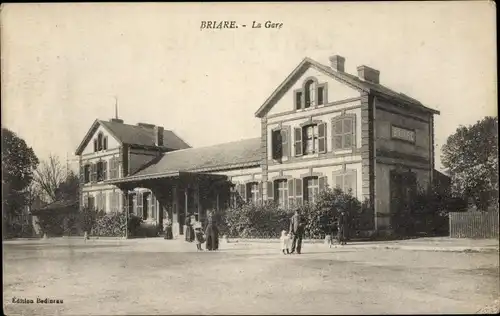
[333,170,357,197]
[304,177,319,204]
[275,180,288,208]
[110,191,121,213]
[247,182,260,204]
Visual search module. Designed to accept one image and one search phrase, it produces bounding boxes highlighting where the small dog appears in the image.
[280,230,290,255]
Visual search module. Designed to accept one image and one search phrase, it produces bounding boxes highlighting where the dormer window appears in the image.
[294,78,327,111]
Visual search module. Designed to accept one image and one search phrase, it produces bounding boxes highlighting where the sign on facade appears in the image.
[391,126,416,143]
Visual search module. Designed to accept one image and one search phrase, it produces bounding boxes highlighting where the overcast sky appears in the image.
[1,2,497,172]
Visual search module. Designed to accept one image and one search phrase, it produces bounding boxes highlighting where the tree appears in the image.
[1,128,39,218]
[441,116,498,211]
[34,154,66,203]
[55,170,79,201]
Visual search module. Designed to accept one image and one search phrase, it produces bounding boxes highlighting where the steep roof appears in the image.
[127,137,261,179]
[99,120,191,150]
[255,57,440,118]
[75,120,191,155]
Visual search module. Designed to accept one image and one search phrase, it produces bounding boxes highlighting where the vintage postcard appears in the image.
[2,2,498,315]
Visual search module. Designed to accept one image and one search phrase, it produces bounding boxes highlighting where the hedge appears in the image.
[217,188,374,239]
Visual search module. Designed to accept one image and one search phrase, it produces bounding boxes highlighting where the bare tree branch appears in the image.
[34,154,65,203]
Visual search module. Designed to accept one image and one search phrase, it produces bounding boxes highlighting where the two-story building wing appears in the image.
[75,54,439,235]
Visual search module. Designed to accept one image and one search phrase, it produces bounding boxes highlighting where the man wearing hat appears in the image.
[289,208,305,254]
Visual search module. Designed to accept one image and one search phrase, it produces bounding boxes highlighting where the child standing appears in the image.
[280,230,290,255]
[193,221,205,251]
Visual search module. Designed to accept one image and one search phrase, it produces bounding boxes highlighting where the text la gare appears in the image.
[252,21,283,29]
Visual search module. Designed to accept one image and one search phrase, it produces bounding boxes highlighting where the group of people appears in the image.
[165,208,348,254]
[280,208,349,255]
[163,212,219,251]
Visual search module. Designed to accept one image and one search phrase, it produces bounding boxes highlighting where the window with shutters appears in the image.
[93,139,98,152]
[272,127,290,160]
[247,182,260,204]
[103,136,108,150]
[109,157,118,179]
[90,163,97,182]
[97,133,104,151]
[84,164,91,183]
[271,130,282,160]
[333,170,358,197]
[96,160,107,182]
[304,177,319,204]
[332,115,356,150]
[303,125,318,155]
[295,122,327,157]
[274,180,288,209]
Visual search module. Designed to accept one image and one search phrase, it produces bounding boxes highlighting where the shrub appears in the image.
[302,188,366,239]
[91,211,127,237]
[127,214,143,237]
[390,185,468,237]
[81,207,99,234]
[36,213,66,237]
[220,202,293,238]
[4,220,35,239]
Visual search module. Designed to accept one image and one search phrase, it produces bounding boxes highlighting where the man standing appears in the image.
[289,208,305,254]
[338,211,347,245]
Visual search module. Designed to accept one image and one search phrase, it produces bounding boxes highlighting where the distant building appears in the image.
[75,54,440,235]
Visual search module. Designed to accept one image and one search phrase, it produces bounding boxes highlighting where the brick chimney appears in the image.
[329,55,345,72]
[110,118,124,123]
[357,65,380,84]
[154,126,164,146]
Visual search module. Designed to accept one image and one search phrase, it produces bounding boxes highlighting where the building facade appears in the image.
[75,54,439,235]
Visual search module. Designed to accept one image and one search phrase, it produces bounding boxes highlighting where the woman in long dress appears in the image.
[185,214,195,242]
[163,215,173,240]
[205,212,219,251]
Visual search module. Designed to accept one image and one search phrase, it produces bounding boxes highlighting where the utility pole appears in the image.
[114,96,119,119]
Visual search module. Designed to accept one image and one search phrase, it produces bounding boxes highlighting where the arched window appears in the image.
[304,80,315,109]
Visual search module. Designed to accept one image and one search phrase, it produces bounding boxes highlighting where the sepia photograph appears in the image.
[1,2,498,315]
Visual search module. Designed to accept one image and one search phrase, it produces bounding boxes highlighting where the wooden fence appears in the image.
[449,211,499,238]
